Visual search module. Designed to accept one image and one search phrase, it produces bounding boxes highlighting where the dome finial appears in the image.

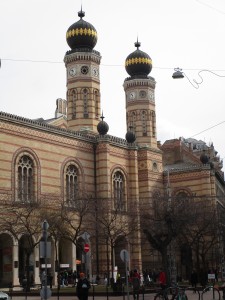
[78,5,85,19]
[125,126,136,144]
[135,37,141,50]
[97,112,109,135]
[100,111,105,121]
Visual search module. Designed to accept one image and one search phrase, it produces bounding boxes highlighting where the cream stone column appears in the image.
[34,244,40,284]
[71,243,77,272]
[12,240,20,286]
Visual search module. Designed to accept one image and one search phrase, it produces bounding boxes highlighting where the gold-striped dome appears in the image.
[66,10,97,50]
[125,41,152,77]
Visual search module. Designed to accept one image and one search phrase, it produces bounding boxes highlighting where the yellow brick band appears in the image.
[125,57,152,66]
[66,28,97,38]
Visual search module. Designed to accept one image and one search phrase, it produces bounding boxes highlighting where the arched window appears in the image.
[113,171,125,211]
[174,191,190,208]
[66,165,79,205]
[131,112,136,133]
[18,155,34,202]
[82,88,89,118]
[71,90,77,119]
[94,90,99,118]
[141,110,147,136]
[151,111,156,137]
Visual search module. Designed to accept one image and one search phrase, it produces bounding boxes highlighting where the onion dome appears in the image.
[125,127,136,144]
[66,9,97,50]
[97,114,109,135]
[200,150,209,164]
[125,40,152,77]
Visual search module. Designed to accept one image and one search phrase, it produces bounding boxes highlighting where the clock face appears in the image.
[129,92,136,99]
[92,67,99,77]
[80,65,89,75]
[69,67,76,77]
[149,91,155,100]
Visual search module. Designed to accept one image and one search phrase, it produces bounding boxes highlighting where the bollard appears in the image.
[142,285,145,300]
[92,283,95,300]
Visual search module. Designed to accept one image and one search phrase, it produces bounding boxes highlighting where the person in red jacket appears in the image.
[131,269,141,300]
[158,268,166,289]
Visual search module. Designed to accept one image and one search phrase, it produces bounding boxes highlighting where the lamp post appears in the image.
[40,220,51,300]
[172,67,225,88]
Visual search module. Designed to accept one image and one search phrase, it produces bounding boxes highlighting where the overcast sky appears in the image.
[1,0,225,168]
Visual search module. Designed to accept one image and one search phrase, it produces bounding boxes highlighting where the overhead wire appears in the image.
[1,58,225,144]
[190,120,225,138]
[195,0,225,15]
[1,57,225,73]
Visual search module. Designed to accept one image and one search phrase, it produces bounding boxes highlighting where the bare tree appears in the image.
[57,196,93,244]
[180,198,221,283]
[140,194,193,283]
[90,197,137,284]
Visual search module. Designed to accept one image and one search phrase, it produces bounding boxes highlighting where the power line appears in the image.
[191,120,225,138]
[1,58,62,64]
[195,0,225,15]
[1,58,225,72]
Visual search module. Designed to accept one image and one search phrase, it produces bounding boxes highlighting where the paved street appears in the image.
[7,289,223,300]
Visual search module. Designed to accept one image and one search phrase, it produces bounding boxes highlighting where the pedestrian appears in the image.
[76,272,91,300]
[131,269,141,300]
[190,269,198,291]
[73,270,77,286]
[48,273,53,289]
[158,268,166,290]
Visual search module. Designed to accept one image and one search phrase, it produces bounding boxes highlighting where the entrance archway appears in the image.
[114,236,128,276]
[0,233,13,287]
[18,234,35,287]
[58,238,72,273]
[76,237,85,273]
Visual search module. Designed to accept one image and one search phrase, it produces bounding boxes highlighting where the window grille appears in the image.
[66,165,78,206]
[113,171,125,211]
[18,155,34,202]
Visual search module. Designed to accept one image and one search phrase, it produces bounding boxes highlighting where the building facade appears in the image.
[0,9,224,287]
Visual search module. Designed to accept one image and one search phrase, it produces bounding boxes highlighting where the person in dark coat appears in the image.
[131,269,141,300]
[190,270,198,291]
[76,272,91,300]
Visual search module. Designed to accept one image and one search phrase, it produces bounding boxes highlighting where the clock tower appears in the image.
[123,41,157,149]
[64,9,101,133]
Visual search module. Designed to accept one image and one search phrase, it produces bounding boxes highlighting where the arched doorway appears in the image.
[114,236,128,277]
[76,237,85,274]
[0,233,13,287]
[19,234,35,288]
[58,238,73,279]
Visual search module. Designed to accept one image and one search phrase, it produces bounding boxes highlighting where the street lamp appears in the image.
[172,67,225,89]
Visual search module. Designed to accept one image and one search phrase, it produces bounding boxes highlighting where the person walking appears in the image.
[190,270,198,292]
[131,269,141,300]
[76,272,91,300]
[158,268,166,290]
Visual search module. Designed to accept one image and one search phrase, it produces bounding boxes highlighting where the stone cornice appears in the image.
[0,111,96,143]
[123,77,156,89]
[64,49,101,66]
[163,164,210,174]
[0,111,138,150]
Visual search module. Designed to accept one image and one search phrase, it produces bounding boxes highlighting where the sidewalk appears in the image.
[7,289,222,300]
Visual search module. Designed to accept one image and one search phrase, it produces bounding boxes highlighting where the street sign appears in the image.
[81,232,90,241]
[120,249,129,262]
[84,243,90,253]
[40,287,52,299]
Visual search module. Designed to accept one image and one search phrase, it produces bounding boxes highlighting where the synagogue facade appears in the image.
[0,9,224,287]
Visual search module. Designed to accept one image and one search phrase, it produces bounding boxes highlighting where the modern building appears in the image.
[0,9,224,287]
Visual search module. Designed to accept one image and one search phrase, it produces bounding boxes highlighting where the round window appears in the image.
[81,65,89,75]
